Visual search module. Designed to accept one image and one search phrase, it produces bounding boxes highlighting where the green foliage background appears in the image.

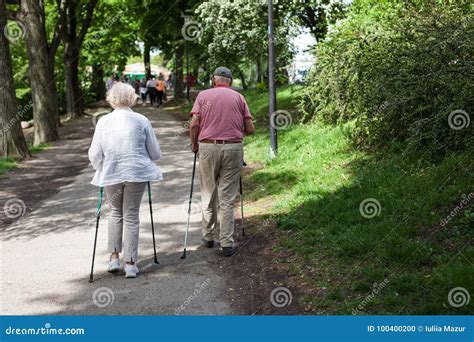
[300,0,473,158]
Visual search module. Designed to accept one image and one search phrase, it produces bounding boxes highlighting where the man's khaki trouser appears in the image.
[199,142,243,247]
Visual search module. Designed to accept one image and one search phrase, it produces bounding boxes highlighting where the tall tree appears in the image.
[0,0,29,158]
[61,0,97,118]
[174,40,185,100]
[196,0,295,85]
[82,0,140,101]
[9,0,66,145]
[291,0,347,41]
[137,0,201,101]
[173,0,188,100]
[144,41,151,79]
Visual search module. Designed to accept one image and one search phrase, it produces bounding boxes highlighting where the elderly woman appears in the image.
[88,82,162,278]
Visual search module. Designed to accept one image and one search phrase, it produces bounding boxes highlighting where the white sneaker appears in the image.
[108,258,121,273]
[125,263,139,278]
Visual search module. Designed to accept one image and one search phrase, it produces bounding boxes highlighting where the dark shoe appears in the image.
[202,239,214,248]
[222,247,236,257]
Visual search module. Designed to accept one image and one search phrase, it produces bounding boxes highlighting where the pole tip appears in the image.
[180,249,187,259]
[88,276,94,283]
[154,257,160,264]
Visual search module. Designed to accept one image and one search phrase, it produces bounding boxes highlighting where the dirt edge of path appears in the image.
[0,116,95,227]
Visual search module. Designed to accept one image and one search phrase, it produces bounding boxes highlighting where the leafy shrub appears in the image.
[256,82,268,93]
[300,0,473,158]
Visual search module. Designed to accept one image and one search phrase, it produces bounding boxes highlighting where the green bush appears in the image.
[255,82,268,93]
[300,0,473,158]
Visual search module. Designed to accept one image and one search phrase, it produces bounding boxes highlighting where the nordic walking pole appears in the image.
[181,152,197,259]
[89,187,103,283]
[240,161,247,237]
[147,181,159,264]
[239,176,245,237]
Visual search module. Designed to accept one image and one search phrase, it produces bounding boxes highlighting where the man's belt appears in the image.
[200,139,242,144]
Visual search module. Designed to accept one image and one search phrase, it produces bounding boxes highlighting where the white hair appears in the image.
[213,75,231,84]
[107,82,137,108]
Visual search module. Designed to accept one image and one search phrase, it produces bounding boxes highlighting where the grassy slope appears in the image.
[242,86,473,314]
[0,143,50,175]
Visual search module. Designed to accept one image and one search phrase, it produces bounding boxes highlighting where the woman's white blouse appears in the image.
[88,108,163,187]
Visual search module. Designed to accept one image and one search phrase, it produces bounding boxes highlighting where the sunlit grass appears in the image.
[0,158,17,175]
[241,87,473,314]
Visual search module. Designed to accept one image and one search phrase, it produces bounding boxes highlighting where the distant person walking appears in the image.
[139,78,148,104]
[189,67,255,256]
[155,74,166,107]
[166,74,173,91]
[186,73,196,92]
[146,76,158,106]
[88,82,162,278]
[134,77,140,95]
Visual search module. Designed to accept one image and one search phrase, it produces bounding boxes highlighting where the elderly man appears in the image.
[189,67,255,256]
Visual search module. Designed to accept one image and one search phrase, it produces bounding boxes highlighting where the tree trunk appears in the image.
[144,42,151,79]
[174,2,186,101]
[61,0,97,118]
[238,69,248,90]
[0,1,30,158]
[91,64,105,101]
[174,42,185,100]
[21,0,60,145]
[63,40,83,118]
[62,0,81,119]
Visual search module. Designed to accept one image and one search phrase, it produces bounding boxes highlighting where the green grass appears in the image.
[28,142,49,154]
[0,157,17,175]
[0,143,50,175]
[241,86,473,314]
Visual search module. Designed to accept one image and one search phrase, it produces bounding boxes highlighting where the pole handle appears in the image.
[96,187,103,217]
[147,181,152,203]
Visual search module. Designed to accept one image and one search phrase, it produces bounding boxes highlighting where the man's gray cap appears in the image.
[212,66,233,80]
